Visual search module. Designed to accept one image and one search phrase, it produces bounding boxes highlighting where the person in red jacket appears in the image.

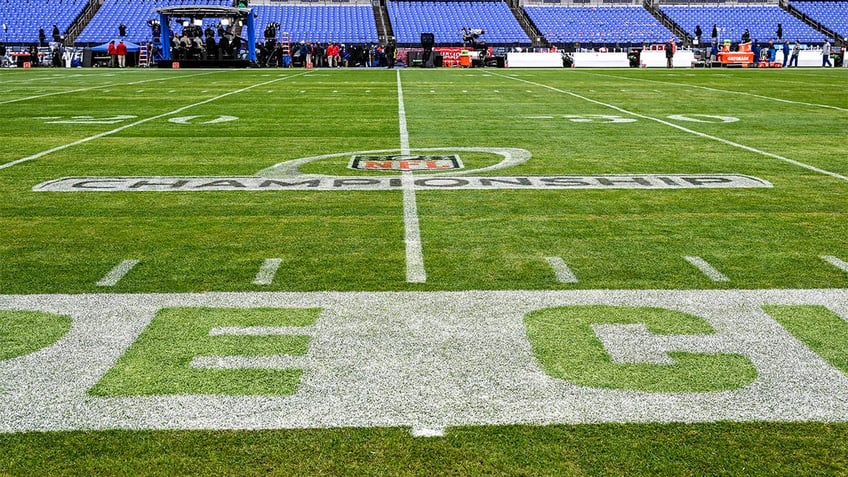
[326,42,339,68]
[107,40,117,67]
[116,40,127,68]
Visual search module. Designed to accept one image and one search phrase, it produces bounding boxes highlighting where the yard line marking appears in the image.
[253,258,282,286]
[0,72,310,172]
[397,70,411,156]
[585,71,848,114]
[822,255,848,274]
[491,73,848,183]
[546,256,579,283]
[0,71,216,105]
[397,70,427,283]
[684,256,730,282]
[189,355,307,370]
[209,326,314,336]
[411,427,445,437]
[96,259,139,287]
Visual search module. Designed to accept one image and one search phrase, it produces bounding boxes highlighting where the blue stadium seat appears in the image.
[524,5,676,46]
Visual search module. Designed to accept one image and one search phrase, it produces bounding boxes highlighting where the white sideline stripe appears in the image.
[397,70,427,283]
[411,428,445,437]
[189,355,306,370]
[0,72,310,171]
[253,258,282,285]
[209,326,314,336]
[684,256,730,282]
[0,71,216,106]
[546,256,578,283]
[822,255,848,273]
[96,259,139,287]
[491,72,848,183]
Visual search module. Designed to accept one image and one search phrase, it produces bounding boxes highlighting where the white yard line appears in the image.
[492,72,848,183]
[253,258,283,286]
[546,256,579,283]
[96,259,139,287]
[684,256,730,282]
[822,255,848,274]
[397,70,427,284]
[0,72,310,171]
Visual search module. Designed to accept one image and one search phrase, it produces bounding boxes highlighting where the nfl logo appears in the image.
[350,155,463,171]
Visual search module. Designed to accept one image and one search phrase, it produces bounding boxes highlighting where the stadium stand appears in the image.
[790,1,848,41]
[387,1,531,45]
[0,0,87,44]
[660,4,827,44]
[524,5,677,46]
[76,0,230,45]
[250,5,378,44]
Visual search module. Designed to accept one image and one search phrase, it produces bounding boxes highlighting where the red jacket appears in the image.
[116,42,127,55]
[107,42,116,55]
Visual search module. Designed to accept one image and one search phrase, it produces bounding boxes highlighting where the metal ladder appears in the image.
[280,32,292,67]
[138,43,149,67]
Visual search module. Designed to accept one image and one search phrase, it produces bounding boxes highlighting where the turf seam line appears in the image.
[397,69,427,284]
[96,259,139,287]
[491,72,848,183]
[583,71,848,114]
[209,326,315,336]
[684,256,730,282]
[0,71,217,106]
[189,355,306,370]
[0,72,310,171]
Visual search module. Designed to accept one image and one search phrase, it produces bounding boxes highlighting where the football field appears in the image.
[1,67,848,474]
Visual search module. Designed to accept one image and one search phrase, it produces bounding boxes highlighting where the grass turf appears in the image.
[1,67,847,473]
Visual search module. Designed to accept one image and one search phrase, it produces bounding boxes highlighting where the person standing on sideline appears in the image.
[788,40,800,67]
[116,40,127,68]
[782,40,790,66]
[665,38,675,68]
[384,39,397,68]
[822,40,832,67]
[107,40,117,67]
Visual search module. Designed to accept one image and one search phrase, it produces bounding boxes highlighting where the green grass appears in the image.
[0,310,71,360]
[90,307,319,396]
[1,423,847,476]
[525,306,757,392]
[1,67,848,473]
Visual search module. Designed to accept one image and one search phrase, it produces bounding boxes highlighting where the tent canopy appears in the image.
[91,40,141,53]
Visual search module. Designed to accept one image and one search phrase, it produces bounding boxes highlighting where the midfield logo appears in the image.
[349,155,463,171]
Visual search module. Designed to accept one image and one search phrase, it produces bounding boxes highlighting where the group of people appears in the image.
[37,24,62,46]
[106,40,128,67]
[262,40,396,68]
[168,23,244,61]
[685,23,837,68]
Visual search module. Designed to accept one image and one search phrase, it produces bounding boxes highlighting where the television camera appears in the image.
[461,27,485,45]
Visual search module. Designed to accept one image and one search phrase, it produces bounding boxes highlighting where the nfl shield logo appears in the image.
[349,155,463,171]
